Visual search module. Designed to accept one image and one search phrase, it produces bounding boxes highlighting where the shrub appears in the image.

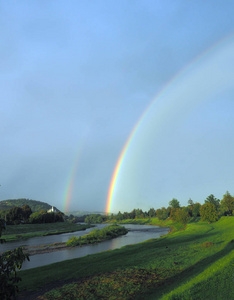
[66,225,128,247]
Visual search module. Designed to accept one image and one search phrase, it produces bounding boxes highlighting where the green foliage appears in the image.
[21,205,32,221]
[109,209,149,222]
[29,211,64,224]
[176,208,190,224]
[66,225,128,247]
[169,198,180,208]
[0,219,6,244]
[200,203,218,222]
[0,219,29,299]
[0,199,53,212]
[0,200,62,225]
[1,205,33,225]
[221,191,234,215]
[187,198,194,206]
[170,208,190,224]
[192,202,201,217]
[148,208,156,218]
[84,214,107,224]
[6,206,23,225]
[204,194,220,210]
[0,248,29,300]
[64,214,83,223]
[156,207,168,220]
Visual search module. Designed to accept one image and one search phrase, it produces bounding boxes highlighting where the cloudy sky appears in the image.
[1,1,234,213]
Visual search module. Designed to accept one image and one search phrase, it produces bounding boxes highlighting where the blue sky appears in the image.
[1,1,234,213]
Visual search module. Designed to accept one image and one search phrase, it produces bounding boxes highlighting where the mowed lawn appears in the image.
[18,217,234,299]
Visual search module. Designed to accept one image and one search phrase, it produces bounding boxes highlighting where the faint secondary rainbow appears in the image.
[63,146,83,213]
[105,34,234,214]
[63,127,91,213]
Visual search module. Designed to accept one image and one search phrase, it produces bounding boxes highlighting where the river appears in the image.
[1,224,169,270]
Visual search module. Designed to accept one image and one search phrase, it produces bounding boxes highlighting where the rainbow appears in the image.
[105,34,234,214]
[63,142,86,213]
[105,86,170,214]
[105,118,142,214]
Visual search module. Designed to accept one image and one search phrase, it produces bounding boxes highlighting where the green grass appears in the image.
[1,222,92,241]
[160,249,234,300]
[18,217,234,299]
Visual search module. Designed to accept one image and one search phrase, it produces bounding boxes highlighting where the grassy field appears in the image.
[17,216,234,299]
[1,222,92,241]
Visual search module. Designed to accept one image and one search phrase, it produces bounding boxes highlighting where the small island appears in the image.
[23,224,128,255]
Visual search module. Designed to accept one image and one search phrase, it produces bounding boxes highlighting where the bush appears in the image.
[66,225,128,247]
[170,208,190,225]
[0,220,29,299]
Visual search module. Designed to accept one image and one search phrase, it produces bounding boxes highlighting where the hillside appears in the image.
[0,198,59,213]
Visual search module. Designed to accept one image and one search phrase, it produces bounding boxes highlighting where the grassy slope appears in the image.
[18,217,234,299]
[143,217,234,299]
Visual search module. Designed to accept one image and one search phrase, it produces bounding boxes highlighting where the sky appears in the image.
[1,1,234,214]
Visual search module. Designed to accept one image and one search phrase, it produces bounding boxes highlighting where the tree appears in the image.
[170,208,189,224]
[129,209,136,219]
[221,191,234,215]
[21,205,32,222]
[156,207,168,220]
[6,207,23,225]
[192,203,201,217]
[200,203,218,223]
[176,208,190,224]
[0,219,6,244]
[169,198,180,208]
[184,206,192,217]
[148,208,156,218]
[204,194,220,210]
[0,219,29,299]
[115,211,123,221]
[135,209,144,219]
[188,198,194,206]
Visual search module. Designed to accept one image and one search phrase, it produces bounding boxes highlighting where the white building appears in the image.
[47,206,58,213]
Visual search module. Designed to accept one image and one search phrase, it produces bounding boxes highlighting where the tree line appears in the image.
[0,198,52,212]
[0,205,64,225]
[107,191,234,224]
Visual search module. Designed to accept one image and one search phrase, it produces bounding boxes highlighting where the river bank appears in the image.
[23,243,68,255]
[1,222,93,242]
[18,217,234,299]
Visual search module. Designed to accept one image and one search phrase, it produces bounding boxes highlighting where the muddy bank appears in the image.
[23,242,71,255]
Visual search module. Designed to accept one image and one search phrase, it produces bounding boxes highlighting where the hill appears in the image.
[0,199,59,213]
